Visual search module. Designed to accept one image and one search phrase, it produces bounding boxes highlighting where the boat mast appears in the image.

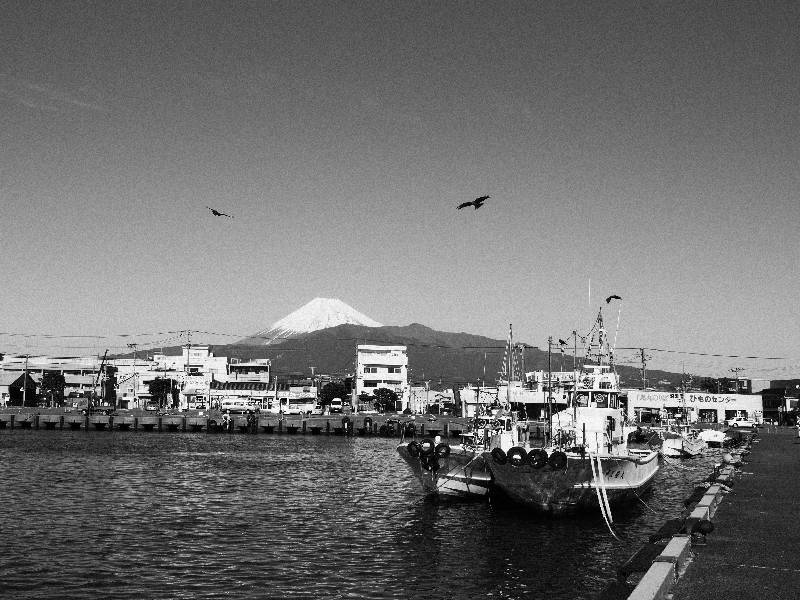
[547,335,553,444]
[506,324,512,408]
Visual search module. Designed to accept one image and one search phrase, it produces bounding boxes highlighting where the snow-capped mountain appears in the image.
[241,297,382,344]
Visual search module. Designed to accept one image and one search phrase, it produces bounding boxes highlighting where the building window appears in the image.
[387,366,401,374]
[364,367,378,374]
[364,381,378,388]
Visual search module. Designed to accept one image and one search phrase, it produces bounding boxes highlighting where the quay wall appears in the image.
[0,408,481,438]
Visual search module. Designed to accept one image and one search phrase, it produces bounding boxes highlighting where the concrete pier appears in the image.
[669,427,800,600]
[0,409,469,438]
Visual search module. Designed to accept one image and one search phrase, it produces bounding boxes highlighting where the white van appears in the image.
[330,398,343,413]
[219,399,256,414]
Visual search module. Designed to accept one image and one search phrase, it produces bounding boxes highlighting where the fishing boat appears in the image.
[396,413,515,499]
[483,307,660,516]
[697,428,729,448]
[659,423,706,458]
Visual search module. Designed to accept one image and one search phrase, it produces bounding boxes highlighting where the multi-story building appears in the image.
[355,345,408,411]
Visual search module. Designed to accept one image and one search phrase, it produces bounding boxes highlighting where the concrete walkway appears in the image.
[670,427,800,599]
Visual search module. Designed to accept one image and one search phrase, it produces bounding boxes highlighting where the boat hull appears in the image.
[661,436,706,458]
[485,449,660,515]
[397,443,492,499]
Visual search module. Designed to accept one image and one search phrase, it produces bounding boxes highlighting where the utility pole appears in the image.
[127,343,138,408]
[730,367,745,394]
[639,348,650,390]
[22,354,29,407]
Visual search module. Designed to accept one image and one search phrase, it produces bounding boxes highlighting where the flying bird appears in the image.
[558,339,568,346]
[206,206,233,218]
[457,195,490,210]
[605,294,622,303]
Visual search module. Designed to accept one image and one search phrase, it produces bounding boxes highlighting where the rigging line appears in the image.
[589,451,622,541]
[615,347,790,360]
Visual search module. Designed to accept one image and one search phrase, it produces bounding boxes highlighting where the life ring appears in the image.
[407,440,421,458]
[582,377,592,387]
[527,448,548,469]
[548,450,568,470]
[491,447,508,465]
[506,446,528,467]
[419,438,435,457]
[434,442,451,459]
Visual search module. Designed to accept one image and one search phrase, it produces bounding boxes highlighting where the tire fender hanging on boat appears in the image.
[491,447,508,465]
[407,440,421,457]
[506,446,528,467]
[527,448,549,468]
[434,442,451,459]
[548,450,568,470]
[419,438,436,457]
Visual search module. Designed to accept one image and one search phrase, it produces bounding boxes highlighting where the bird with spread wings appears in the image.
[457,195,490,210]
[206,206,233,218]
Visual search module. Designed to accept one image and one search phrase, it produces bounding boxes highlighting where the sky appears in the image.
[1,1,799,380]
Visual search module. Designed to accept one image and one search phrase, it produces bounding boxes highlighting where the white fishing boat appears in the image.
[659,424,706,458]
[697,428,729,448]
[483,306,660,516]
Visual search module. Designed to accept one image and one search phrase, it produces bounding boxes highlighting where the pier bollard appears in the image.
[420,424,425,436]
[60,415,64,430]
[134,416,138,432]
[326,420,331,435]
[278,419,283,434]
[10,414,14,430]
[444,422,449,437]
[34,414,40,429]
[109,416,114,431]
[158,416,163,433]
[182,415,187,433]
[84,414,89,431]
[302,420,307,434]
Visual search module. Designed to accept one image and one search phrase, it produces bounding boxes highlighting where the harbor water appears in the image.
[0,430,720,599]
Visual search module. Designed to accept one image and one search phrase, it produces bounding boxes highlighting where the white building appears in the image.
[355,345,408,411]
[625,390,764,424]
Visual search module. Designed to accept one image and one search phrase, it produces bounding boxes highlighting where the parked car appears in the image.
[725,416,756,428]
[329,398,343,413]
[145,401,160,412]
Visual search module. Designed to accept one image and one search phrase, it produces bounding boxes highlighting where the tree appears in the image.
[147,378,179,409]
[320,381,347,407]
[40,371,66,407]
[372,387,399,413]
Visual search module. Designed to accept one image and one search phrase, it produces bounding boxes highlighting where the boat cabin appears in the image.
[570,365,620,409]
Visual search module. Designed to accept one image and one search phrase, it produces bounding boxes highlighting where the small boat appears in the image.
[396,414,516,499]
[697,428,729,448]
[659,424,706,458]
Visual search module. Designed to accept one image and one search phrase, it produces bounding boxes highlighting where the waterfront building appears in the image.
[625,389,764,424]
[407,386,455,414]
[355,345,408,411]
[0,372,38,406]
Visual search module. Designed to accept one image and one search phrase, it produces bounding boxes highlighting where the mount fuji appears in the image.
[238,297,383,344]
